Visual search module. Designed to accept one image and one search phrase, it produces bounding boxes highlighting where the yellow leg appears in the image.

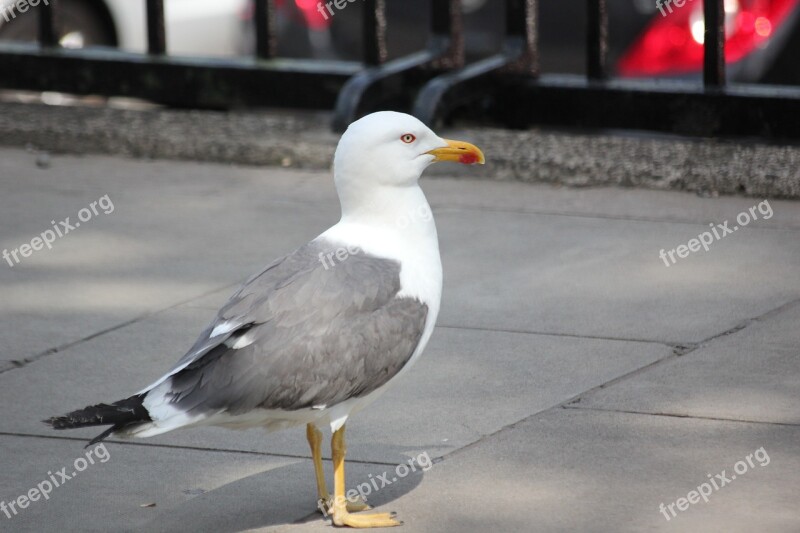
[306,423,370,515]
[331,424,402,528]
[307,424,330,505]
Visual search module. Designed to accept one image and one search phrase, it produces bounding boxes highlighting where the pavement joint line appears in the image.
[437,324,677,347]
[677,296,800,358]
[0,431,401,467]
[431,350,683,465]
[561,406,800,427]
[562,296,800,407]
[0,315,147,375]
[430,297,800,465]
[0,282,239,376]
[434,203,800,231]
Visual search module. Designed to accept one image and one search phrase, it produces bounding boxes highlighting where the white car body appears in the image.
[104,0,248,57]
[0,0,248,56]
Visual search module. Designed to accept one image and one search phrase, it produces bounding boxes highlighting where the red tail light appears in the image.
[295,0,331,29]
[241,0,331,29]
[618,0,799,76]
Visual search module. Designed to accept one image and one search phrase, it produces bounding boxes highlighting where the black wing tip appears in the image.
[42,416,74,430]
[40,414,111,447]
[43,416,122,447]
[42,396,151,440]
[44,415,126,448]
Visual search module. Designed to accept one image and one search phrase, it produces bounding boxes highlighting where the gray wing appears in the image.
[155,239,428,416]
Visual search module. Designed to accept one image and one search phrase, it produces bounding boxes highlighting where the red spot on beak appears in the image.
[459,152,479,165]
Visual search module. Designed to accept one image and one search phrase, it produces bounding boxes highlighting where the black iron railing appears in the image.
[1,0,799,139]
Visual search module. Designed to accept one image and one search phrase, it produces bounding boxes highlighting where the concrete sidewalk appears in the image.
[0,146,798,532]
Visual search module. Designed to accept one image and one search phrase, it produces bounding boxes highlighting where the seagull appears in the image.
[45,111,484,528]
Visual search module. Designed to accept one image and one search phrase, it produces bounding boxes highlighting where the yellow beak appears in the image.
[426,139,486,165]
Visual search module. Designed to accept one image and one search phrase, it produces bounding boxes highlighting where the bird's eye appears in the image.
[400,134,416,144]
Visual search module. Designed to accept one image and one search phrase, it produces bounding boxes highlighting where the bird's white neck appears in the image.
[337,183,429,228]
[324,184,439,256]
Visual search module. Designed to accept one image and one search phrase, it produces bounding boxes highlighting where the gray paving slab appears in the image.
[436,205,800,343]
[276,408,800,533]
[0,305,670,463]
[0,433,332,533]
[573,300,800,425]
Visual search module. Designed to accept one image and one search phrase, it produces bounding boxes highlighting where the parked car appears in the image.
[0,0,247,57]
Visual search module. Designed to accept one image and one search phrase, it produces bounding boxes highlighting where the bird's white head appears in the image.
[333,111,484,219]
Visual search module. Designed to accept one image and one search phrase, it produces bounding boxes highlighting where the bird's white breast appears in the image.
[318,194,442,328]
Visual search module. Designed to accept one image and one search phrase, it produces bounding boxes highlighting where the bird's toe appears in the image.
[334,511,402,528]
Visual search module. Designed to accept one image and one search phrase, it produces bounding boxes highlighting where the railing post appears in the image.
[363,0,388,66]
[429,0,464,69]
[703,0,725,87]
[506,0,538,75]
[146,0,166,56]
[37,0,57,47]
[254,0,277,60]
[586,0,607,80]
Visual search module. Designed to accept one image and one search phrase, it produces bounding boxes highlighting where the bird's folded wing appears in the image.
[142,240,428,416]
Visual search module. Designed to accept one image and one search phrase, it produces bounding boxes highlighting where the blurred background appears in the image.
[2,0,798,86]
